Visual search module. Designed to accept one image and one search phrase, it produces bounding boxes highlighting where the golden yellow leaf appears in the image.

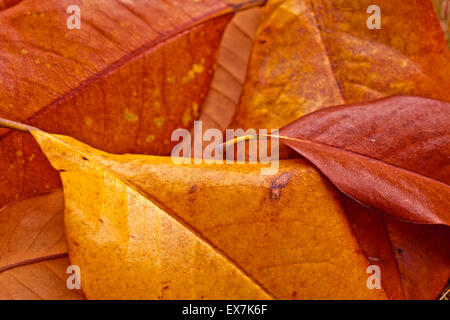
[0,4,267,300]
[228,0,450,299]
[232,0,450,131]
[29,128,386,299]
[0,0,263,211]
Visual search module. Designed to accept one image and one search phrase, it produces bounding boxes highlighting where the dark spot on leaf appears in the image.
[99,218,103,224]
[259,39,267,44]
[263,26,272,34]
[58,169,66,172]
[188,184,197,194]
[82,157,88,161]
[397,248,403,254]
[270,170,295,200]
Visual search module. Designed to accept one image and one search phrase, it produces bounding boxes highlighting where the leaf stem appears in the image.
[222,133,302,148]
[0,117,37,132]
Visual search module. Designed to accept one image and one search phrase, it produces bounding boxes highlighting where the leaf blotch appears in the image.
[188,184,197,194]
[124,108,139,122]
[270,170,295,201]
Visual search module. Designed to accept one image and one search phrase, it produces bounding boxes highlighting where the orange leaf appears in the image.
[232,0,450,128]
[231,0,450,299]
[19,127,386,299]
[0,0,263,209]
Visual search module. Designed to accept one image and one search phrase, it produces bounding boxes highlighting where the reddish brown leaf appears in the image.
[0,0,21,11]
[231,0,450,157]
[0,0,262,210]
[280,96,450,225]
[230,0,450,299]
[27,128,387,300]
[279,95,450,299]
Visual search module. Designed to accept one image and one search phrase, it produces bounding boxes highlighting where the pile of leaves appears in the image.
[0,0,449,300]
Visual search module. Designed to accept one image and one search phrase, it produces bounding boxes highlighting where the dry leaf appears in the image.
[24,128,385,299]
[280,96,450,225]
[232,0,450,130]
[228,0,450,299]
[0,190,82,299]
[0,0,448,301]
[278,95,450,299]
[0,1,268,300]
[0,0,263,209]
[200,7,262,133]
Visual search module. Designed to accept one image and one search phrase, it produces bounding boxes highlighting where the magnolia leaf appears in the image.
[1,0,448,301]
[230,0,450,299]
[0,0,264,209]
[278,96,450,299]
[22,127,384,300]
[200,7,262,133]
[232,0,450,130]
[223,95,450,299]
[0,3,267,300]
[280,96,450,225]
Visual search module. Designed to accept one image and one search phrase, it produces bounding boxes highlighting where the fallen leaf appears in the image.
[229,0,450,299]
[0,189,82,300]
[278,96,450,299]
[280,96,450,225]
[200,7,262,133]
[0,0,263,209]
[231,0,450,146]
[11,125,385,299]
[1,0,448,301]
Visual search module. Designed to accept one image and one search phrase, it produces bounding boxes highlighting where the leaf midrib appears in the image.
[0,0,263,141]
[279,135,450,224]
[0,252,68,273]
[39,130,276,299]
